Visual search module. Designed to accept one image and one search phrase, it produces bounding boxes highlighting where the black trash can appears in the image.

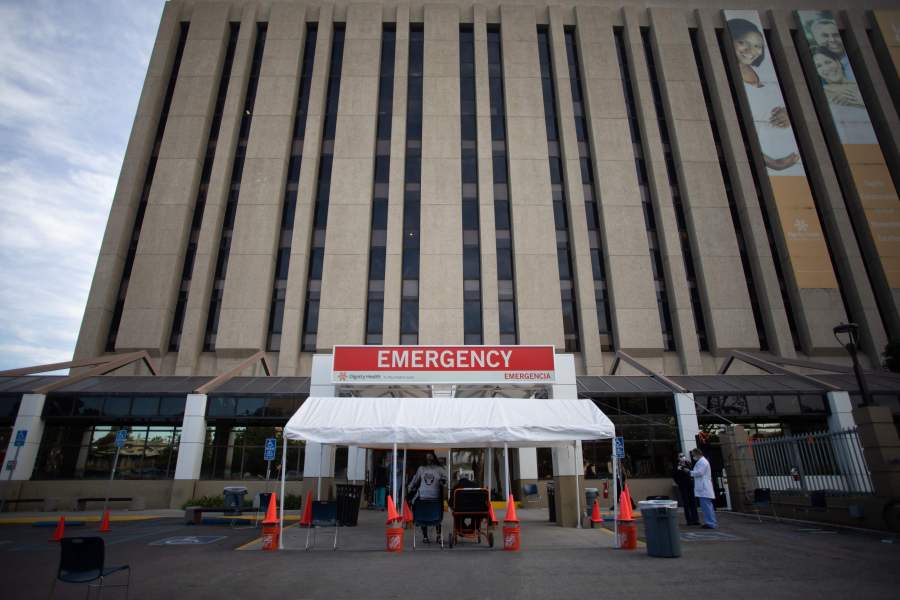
[546,481,556,523]
[336,484,363,526]
[223,486,248,516]
[638,500,681,558]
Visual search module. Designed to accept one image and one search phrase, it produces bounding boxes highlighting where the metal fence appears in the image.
[742,428,873,496]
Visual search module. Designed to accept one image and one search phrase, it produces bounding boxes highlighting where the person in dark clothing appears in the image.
[449,469,478,510]
[673,453,700,525]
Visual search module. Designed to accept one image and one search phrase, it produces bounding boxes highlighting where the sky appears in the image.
[0,0,166,371]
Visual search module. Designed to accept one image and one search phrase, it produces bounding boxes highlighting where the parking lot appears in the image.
[1,510,898,599]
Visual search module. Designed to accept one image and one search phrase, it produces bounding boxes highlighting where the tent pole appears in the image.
[279,438,287,550]
[447,449,452,504]
[486,448,492,497]
[503,443,510,501]
[574,440,582,529]
[317,444,324,501]
[612,449,618,548]
[392,443,398,507]
[401,449,407,508]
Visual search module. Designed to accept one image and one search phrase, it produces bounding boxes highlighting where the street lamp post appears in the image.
[832,323,874,407]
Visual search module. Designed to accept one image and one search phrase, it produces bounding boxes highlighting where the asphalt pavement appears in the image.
[1,508,897,599]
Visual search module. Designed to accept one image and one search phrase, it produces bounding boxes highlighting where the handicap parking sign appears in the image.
[613,436,625,458]
[115,429,128,448]
[264,438,277,461]
[14,430,27,447]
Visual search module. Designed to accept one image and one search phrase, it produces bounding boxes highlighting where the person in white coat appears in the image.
[688,448,718,529]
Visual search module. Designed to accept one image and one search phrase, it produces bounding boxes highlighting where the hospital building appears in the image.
[2,0,900,525]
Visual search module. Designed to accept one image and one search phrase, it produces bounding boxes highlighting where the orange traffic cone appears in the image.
[590,498,604,526]
[299,494,313,527]
[98,510,111,533]
[402,500,413,525]
[618,489,634,522]
[503,494,519,523]
[488,501,497,525]
[263,492,278,525]
[386,495,401,524]
[50,516,65,542]
[624,484,634,510]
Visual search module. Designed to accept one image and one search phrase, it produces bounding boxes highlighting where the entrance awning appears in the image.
[283,396,615,448]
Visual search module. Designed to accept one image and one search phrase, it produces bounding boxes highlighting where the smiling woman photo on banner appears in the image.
[727,16,803,175]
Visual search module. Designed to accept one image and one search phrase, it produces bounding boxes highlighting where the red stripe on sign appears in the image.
[333,346,554,371]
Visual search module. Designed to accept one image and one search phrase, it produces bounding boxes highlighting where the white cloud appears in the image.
[0,0,164,371]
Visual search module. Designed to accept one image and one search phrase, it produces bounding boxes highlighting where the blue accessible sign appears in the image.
[264,438,277,461]
[115,429,128,448]
[613,436,625,459]
[14,430,27,447]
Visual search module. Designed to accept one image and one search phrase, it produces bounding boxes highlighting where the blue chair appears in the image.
[49,537,130,599]
[412,499,444,549]
[305,501,339,551]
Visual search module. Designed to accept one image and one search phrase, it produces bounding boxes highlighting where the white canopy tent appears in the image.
[278,396,616,548]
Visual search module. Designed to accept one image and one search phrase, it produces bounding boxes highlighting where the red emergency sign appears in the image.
[331,345,556,384]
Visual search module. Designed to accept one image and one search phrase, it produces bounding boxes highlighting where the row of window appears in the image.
[205,24,268,351]
[267,25,318,352]
[106,23,190,352]
[170,24,240,352]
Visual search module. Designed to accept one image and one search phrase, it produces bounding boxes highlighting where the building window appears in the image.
[365,25,395,345]
[201,425,304,480]
[302,24,345,352]
[169,23,240,352]
[107,22,190,352]
[614,28,676,351]
[641,28,709,352]
[266,25,317,351]
[205,23,268,351]
[460,25,483,344]
[34,425,181,480]
[400,24,424,345]
[565,27,614,351]
[487,25,518,344]
[537,27,580,353]
[581,396,677,479]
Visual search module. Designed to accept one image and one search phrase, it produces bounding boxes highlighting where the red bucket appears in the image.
[502,525,520,552]
[262,523,280,551]
[618,522,637,550]
[386,526,404,553]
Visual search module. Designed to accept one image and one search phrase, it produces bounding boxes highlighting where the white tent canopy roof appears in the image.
[283,396,615,448]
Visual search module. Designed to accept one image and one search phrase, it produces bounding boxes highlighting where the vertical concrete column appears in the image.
[117,4,230,356]
[674,392,700,454]
[575,6,663,360]
[170,393,207,508]
[547,8,604,374]
[501,5,564,348]
[303,354,337,496]
[317,4,383,349]
[695,13,796,359]
[381,7,410,344]
[826,390,856,431]
[550,354,583,526]
[852,406,900,498]
[719,425,757,512]
[767,13,883,360]
[418,5,464,343]
[648,8,758,354]
[177,5,259,374]
[216,4,307,354]
[279,7,334,373]
[622,8,701,373]
[3,394,46,481]
[74,3,181,360]
[346,447,367,482]
[473,7,500,344]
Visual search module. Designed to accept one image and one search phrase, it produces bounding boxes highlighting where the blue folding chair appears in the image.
[412,499,444,549]
[305,501,339,551]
